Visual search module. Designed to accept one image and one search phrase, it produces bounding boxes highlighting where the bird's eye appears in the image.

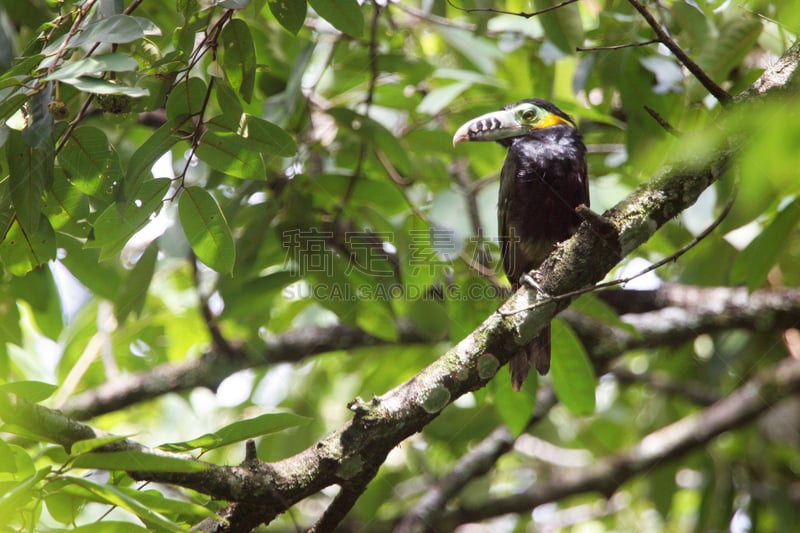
[521,109,536,121]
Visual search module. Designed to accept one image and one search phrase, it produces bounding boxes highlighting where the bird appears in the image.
[453,99,589,390]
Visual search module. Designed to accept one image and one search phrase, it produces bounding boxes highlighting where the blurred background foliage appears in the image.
[1,0,800,531]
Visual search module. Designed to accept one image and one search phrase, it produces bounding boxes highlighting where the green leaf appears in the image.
[72,14,162,47]
[178,187,236,274]
[0,439,16,472]
[8,128,51,234]
[159,412,310,452]
[45,54,139,81]
[116,487,221,522]
[46,170,90,234]
[493,366,537,436]
[57,77,149,97]
[70,435,130,456]
[115,242,157,322]
[533,0,584,54]
[356,301,398,342]
[71,451,209,473]
[58,233,122,299]
[0,91,29,121]
[268,0,307,34]
[327,108,411,174]
[406,299,449,341]
[62,522,150,533]
[57,126,112,184]
[213,81,244,129]
[45,488,85,525]
[550,320,596,416]
[0,54,44,84]
[0,215,56,276]
[125,118,182,197]
[417,81,471,116]
[0,380,57,402]
[221,18,256,103]
[206,114,296,157]
[166,77,207,121]
[309,0,363,36]
[572,293,639,337]
[10,266,63,339]
[62,476,184,532]
[0,467,50,520]
[731,196,800,290]
[195,131,266,179]
[241,115,297,157]
[691,14,762,100]
[91,178,170,261]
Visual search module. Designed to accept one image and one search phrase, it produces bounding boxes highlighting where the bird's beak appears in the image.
[452,109,523,147]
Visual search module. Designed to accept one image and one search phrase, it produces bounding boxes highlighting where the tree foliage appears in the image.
[1,0,800,531]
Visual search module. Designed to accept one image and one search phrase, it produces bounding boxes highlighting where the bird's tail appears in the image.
[510,325,551,391]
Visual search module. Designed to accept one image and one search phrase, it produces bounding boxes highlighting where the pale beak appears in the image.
[452,109,523,147]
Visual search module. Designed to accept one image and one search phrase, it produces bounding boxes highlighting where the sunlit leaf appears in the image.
[70,435,130,456]
[159,412,310,452]
[0,215,56,276]
[71,451,209,473]
[91,178,170,261]
[0,380,57,402]
[63,522,150,533]
[115,242,157,322]
[62,476,184,532]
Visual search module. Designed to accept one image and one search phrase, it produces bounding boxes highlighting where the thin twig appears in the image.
[644,105,681,137]
[627,0,733,105]
[577,39,660,52]
[338,4,383,214]
[446,0,580,19]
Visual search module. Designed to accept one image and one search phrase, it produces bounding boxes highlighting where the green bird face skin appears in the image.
[453,100,575,146]
[454,99,589,390]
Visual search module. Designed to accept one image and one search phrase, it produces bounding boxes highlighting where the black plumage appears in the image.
[454,99,589,389]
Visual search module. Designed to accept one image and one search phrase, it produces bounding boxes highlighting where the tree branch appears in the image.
[572,286,800,363]
[432,357,800,529]
[61,325,393,420]
[395,387,557,533]
[13,34,798,533]
[627,0,732,105]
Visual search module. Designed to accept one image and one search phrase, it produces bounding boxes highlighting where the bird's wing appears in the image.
[580,157,590,208]
[498,158,516,282]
